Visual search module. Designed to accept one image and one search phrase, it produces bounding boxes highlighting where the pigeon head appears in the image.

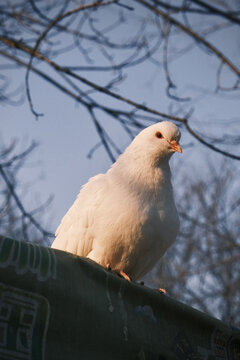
[132,121,182,163]
[110,121,182,185]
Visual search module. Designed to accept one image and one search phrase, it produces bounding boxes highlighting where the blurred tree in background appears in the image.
[0,0,239,325]
[0,140,53,244]
[151,162,240,326]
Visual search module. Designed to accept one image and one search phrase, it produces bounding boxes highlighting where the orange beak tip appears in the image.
[170,141,182,154]
[178,145,183,154]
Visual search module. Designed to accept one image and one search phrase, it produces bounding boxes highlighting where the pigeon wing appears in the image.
[52,174,107,256]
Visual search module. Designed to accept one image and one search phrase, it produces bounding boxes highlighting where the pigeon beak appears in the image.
[170,140,182,153]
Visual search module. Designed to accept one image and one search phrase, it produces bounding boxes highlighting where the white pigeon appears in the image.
[52,121,182,281]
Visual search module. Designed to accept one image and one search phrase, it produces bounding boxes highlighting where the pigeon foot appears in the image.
[106,264,131,282]
[157,288,166,294]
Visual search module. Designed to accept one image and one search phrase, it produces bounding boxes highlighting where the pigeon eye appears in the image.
[155,131,163,139]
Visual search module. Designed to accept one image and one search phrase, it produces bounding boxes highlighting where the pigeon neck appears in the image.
[109,153,172,197]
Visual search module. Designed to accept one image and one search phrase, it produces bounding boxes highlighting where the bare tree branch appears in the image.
[191,0,240,25]
[1,35,240,160]
[136,0,240,77]
[0,143,54,241]
[26,0,119,118]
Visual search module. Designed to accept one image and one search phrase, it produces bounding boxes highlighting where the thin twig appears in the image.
[191,0,240,25]
[136,0,240,77]
[0,164,54,238]
[162,22,190,102]
[1,44,240,161]
[0,36,186,122]
[184,122,240,160]
[26,0,118,118]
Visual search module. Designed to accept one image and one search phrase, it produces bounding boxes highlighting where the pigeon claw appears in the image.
[106,264,131,282]
[119,270,131,282]
[107,264,112,271]
[157,287,166,294]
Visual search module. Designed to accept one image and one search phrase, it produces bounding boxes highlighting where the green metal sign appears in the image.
[0,235,239,359]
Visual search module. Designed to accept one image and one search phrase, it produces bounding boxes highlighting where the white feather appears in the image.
[52,121,181,280]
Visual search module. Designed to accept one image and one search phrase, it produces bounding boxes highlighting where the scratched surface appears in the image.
[0,235,239,360]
